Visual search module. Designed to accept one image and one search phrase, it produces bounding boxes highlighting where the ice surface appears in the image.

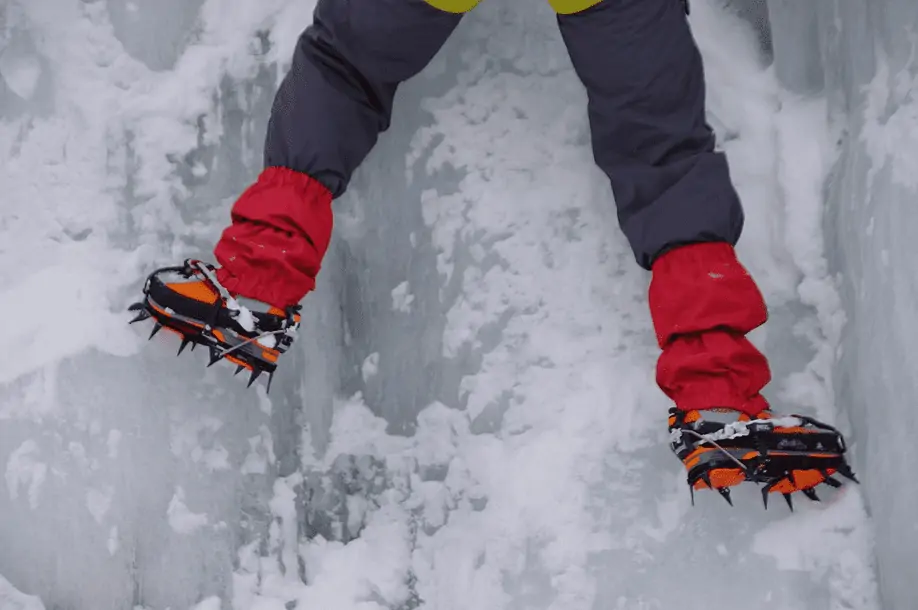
[771,1,918,608]
[0,0,899,608]
[0,574,44,610]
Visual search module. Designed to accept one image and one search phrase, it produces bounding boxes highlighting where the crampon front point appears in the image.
[669,407,859,511]
[128,259,301,393]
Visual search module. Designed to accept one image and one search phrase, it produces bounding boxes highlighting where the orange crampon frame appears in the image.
[128,260,301,393]
[668,407,859,510]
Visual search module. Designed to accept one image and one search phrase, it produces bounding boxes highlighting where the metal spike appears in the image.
[234,365,246,376]
[265,372,274,395]
[208,347,223,367]
[688,483,695,507]
[786,470,798,489]
[128,302,145,312]
[699,471,712,490]
[802,488,821,502]
[190,342,197,352]
[717,487,733,507]
[148,323,163,340]
[823,475,843,489]
[761,478,781,510]
[247,368,262,388]
[177,338,191,356]
[129,310,151,324]
[838,465,860,484]
[783,493,794,512]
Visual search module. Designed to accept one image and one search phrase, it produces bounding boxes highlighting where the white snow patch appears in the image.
[361,352,380,381]
[85,486,113,524]
[167,487,209,535]
[390,280,415,313]
[106,430,122,459]
[863,52,918,190]
[0,49,41,100]
[107,526,119,556]
[189,596,221,610]
[753,490,878,607]
[0,574,45,610]
[5,440,47,509]
[226,297,256,332]
[170,415,231,472]
[241,425,276,475]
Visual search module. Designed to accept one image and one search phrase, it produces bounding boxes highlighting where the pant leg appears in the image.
[557,0,771,415]
[264,0,467,199]
[556,0,743,269]
[216,0,467,307]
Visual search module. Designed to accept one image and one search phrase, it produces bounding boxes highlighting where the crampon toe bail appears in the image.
[128,259,301,393]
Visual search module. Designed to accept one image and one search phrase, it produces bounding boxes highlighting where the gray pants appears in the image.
[264,0,743,269]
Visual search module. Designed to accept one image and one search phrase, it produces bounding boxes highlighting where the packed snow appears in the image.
[1,0,910,608]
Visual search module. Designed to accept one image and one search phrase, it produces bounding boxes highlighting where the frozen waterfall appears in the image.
[0,0,911,608]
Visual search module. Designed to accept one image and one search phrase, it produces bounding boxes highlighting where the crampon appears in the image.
[669,407,859,511]
[127,259,301,393]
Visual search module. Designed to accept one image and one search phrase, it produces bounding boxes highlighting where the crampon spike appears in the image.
[717,487,733,507]
[247,368,262,388]
[699,472,712,490]
[265,372,274,395]
[208,347,223,367]
[149,323,163,340]
[783,493,794,512]
[761,478,781,510]
[821,471,843,488]
[234,365,246,376]
[129,309,151,324]
[177,338,191,356]
[838,465,860,484]
[689,484,695,507]
[802,488,821,502]
[128,302,145,312]
[786,470,798,489]
[824,476,843,488]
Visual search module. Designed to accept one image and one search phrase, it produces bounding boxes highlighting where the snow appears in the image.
[86,486,114,524]
[0,575,44,610]
[807,1,918,607]
[167,486,210,535]
[4,441,47,510]
[0,0,903,608]
[390,280,415,313]
[361,352,380,381]
[0,49,40,100]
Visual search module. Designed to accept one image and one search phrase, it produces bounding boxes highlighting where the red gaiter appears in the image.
[648,242,771,416]
[213,167,334,309]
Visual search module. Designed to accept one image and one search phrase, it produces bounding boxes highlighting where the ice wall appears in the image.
[0,2,325,609]
[766,1,918,608]
[0,0,890,609]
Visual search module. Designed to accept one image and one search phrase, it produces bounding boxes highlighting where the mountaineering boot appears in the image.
[128,166,333,391]
[128,259,301,392]
[647,242,859,508]
[668,407,858,509]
